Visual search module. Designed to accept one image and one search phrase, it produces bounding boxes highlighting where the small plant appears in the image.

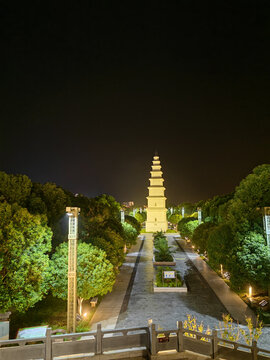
[240,316,263,346]
[183,314,211,341]
[218,314,263,346]
[153,231,166,240]
[154,235,175,262]
[218,314,240,342]
[154,243,174,262]
[76,318,91,332]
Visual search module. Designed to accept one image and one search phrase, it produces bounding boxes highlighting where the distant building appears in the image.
[122,201,134,208]
[145,154,168,232]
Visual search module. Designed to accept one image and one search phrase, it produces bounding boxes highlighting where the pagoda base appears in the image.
[145,221,168,232]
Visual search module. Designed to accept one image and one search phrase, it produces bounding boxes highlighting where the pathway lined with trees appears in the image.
[115,233,270,350]
[116,233,227,330]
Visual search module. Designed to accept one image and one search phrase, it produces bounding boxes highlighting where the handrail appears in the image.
[0,337,46,346]
[216,337,253,350]
[182,328,213,340]
[1,321,270,360]
[101,326,148,334]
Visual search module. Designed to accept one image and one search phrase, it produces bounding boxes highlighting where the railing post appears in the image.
[150,323,157,355]
[45,327,52,360]
[211,329,218,359]
[96,323,102,355]
[177,321,184,352]
[252,339,258,360]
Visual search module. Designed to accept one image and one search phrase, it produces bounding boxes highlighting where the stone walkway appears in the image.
[91,233,270,350]
[174,236,256,325]
[90,235,144,330]
[116,234,227,331]
[116,234,270,350]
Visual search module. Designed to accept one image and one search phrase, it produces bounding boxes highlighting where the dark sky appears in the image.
[1,2,270,205]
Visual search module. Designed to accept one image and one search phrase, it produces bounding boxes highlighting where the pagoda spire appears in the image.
[145,154,168,232]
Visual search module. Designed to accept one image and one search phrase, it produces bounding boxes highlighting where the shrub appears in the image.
[122,222,138,246]
[124,215,141,234]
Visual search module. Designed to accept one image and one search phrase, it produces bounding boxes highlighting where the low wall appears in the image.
[1,322,270,360]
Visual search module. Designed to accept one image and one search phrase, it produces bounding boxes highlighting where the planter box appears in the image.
[152,254,176,266]
[153,282,187,293]
[153,271,187,293]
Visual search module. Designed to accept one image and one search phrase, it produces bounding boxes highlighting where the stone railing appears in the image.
[1,322,270,359]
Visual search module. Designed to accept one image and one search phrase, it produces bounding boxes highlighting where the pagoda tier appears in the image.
[145,154,168,232]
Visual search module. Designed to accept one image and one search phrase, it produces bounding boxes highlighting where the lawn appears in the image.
[10,294,95,338]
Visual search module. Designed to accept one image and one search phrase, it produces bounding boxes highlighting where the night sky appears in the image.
[1,2,270,205]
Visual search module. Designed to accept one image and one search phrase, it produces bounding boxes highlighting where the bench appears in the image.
[90,297,98,307]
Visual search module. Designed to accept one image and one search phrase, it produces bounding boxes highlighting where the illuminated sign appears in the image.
[163,271,175,279]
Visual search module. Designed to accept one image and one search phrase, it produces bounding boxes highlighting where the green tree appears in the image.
[0,202,52,312]
[122,222,138,246]
[81,195,125,270]
[177,218,198,238]
[135,211,146,224]
[176,202,196,216]
[168,213,182,224]
[192,222,216,253]
[231,232,270,288]
[227,164,270,234]
[207,224,234,270]
[202,193,233,223]
[0,171,32,206]
[50,242,115,314]
[125,215,141,233]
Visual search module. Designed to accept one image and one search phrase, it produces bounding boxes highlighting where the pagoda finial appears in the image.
[155,149,158,156]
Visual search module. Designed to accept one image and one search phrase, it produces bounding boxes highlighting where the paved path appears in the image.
[116,234,270,350]
[91,233,270,349]
[116,233,227,331]
[174,236,256,325]
[90,235,144,330]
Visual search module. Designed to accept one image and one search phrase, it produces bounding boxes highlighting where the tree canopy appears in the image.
[50,242,115,301]
[0,202,52,312]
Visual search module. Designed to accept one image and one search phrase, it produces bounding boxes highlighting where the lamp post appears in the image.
[120,210,125,224]
[182,207,185,218]
[263,207,270,247]
[263,207,270,296]
[197,207,202,225]
[66,207,80,333]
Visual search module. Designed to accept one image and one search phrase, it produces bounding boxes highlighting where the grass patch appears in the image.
[10,294,67,338]
[10,294,96,338]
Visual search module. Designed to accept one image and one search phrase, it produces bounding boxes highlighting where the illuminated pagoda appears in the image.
[146,153,168,232]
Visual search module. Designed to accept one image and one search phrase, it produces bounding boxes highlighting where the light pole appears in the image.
[182,207,185,218]
[197,207,202,225]
[263,207,270,296]
[120,209,125,224]
[263,207,270,247]
[66,206,80,333]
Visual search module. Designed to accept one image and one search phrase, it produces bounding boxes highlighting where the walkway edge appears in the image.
[174,237,256,325]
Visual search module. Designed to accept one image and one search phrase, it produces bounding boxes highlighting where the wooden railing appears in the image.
[1,321,270,359]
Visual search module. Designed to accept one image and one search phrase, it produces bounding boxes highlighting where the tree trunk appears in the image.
[78,297,83,316]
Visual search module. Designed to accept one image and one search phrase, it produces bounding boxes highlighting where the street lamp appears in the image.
[66,206,80,333]
[120,210,125,224]
[263,207,270,247]
[263,207,270,296]
[197,207,202,225]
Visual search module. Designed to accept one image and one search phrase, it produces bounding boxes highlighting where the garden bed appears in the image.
[152,253,176,266]
[153,266,187,293]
